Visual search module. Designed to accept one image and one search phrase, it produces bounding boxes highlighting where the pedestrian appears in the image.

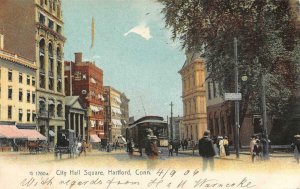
[181,140,185,151]
[198,130,216,171]
[173,139,179,156]
[250,136,256,163]
[79,139,87,156]
[291,135,300,164]
[127,138,134,157]
[106,142,111,152]
[192,140,195,156]
[253,139,262,161]
[212,137,219,157]
[184,139,188,150]
[223,136,230,156]
[168,140,173,156]
[148,136,159,160]
[219,136,226,157]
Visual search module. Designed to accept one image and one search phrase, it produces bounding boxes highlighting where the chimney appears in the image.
[74,52,82,63]
[0,34,4,50]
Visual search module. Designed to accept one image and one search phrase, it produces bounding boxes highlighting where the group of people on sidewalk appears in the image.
[249,135,269,162]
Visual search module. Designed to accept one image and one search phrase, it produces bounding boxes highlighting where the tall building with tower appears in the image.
[0,0,66,143]
[179,52,207,141]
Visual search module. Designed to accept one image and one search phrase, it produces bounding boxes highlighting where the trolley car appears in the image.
[126,116,169,149]
[54,129,77,159]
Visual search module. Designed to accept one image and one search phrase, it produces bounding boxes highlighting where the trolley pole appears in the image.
[170,102,173,140]
[234,37,240,159]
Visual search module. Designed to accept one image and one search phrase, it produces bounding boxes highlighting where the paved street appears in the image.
[0,149,299,173]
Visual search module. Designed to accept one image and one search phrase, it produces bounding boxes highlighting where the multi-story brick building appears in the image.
[104,86,124,142]
[0,0,66,143]
[65,53,105,140]
[0,47,37,129]
[179,52,207,141]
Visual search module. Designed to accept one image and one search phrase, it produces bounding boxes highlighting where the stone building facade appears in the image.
[179,52,207,141]
[104,86,124,142]
[0,0,66,143]
[0,49,37,128]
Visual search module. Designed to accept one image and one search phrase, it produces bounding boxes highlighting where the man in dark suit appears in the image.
[198,130,216,171]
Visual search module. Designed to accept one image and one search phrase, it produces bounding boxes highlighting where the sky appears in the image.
[62,0,186,120]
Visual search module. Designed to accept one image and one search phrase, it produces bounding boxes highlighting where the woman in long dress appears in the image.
[219,137,226,157]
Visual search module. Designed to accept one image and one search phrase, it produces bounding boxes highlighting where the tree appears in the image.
[159,0,300,133]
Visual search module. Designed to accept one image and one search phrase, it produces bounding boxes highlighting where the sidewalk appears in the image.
[178,149,294,158]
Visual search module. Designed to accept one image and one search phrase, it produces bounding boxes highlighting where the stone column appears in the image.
[73,113,76,135]
[68,112,71,129]
[78,113,81,140]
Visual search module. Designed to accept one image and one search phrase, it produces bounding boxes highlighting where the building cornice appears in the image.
[0,50,37,70]
[36,23,66,42]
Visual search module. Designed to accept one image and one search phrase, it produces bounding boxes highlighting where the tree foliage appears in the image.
[159,0,300,127]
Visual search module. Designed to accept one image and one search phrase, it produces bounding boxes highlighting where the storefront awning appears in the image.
[90,134,101,143]
[112,107,122,115]
[114,97,121,104]
[21,129,47,141]
[0,125,27,139]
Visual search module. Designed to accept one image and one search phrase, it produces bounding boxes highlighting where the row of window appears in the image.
[7,106,36,122]
[39,13,62,34]
[6,70,36,86]
[39,0,61,18]
[6,87,36,103]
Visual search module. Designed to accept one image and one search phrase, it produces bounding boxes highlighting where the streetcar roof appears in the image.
[128,119,167,129]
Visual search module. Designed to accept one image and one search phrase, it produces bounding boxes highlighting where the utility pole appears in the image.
[261,74,270,159]
[170,102,173,140]
[234,37,240,158]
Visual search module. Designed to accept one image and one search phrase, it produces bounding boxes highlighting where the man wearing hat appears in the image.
[79,139,87,156]
[198,130,215,171]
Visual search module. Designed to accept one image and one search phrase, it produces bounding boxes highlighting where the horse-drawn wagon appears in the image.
[54,129,77,159]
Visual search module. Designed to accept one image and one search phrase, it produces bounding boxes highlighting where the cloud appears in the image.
[124,23,152,40]
[92,55,101,60]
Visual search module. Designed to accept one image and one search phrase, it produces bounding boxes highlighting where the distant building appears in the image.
[104,86,127,142]
[64,53,105,140]
[0,0,66,142]
[0,48,37,129]
[179,52,207,141]
[120,93,130,136]
[169,116,183,140]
